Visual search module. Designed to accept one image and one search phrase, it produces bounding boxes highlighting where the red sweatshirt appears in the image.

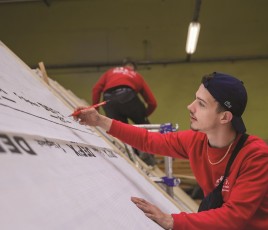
[108,120,268,230]
[92,67,157,116]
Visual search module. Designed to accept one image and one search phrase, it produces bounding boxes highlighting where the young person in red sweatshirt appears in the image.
[91,59,157,124]
[76,72,268,230]
[91,59,157,166]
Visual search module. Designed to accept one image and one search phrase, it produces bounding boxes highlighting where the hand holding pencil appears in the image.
[69,100,108,117]
[71,100,113,131]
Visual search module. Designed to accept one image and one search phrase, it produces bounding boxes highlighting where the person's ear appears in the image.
[220,111,233,124]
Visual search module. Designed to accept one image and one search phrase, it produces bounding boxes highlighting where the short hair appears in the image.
[122,58,137,70]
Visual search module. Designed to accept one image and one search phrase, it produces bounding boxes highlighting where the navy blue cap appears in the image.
[202,72,247,133]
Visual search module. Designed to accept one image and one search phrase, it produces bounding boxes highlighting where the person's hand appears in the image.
[131,197,174,229]
[73,107,101,126]
[73,107,112,131]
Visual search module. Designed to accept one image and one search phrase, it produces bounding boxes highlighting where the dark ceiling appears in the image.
[1,0,268,70]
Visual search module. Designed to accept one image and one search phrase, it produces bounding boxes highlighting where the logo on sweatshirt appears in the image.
[215,176,230,192]
[113,67,136,78]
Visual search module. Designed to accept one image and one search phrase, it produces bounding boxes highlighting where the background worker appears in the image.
[76,72,268,230]
[92,58,157,165]
[91,59,157,124]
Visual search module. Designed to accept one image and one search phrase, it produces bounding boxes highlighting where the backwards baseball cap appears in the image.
[202,72,247,133]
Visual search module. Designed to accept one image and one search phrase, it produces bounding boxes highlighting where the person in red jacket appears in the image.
[75,72,268,230]
[91,59,157,124]
[92,59,157,166]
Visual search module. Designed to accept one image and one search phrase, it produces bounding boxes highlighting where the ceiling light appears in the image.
[186,22,201,54]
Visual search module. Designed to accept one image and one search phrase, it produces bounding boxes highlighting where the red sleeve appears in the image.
[91,72,108,106]
[108,119,190,158]
[136,74,157,116]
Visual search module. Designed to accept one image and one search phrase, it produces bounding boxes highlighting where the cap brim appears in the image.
[232,116,246,133]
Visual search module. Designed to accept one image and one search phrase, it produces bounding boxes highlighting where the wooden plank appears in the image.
[38,61,50,85]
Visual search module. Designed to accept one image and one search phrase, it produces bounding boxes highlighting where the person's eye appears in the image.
[198,101,205,107]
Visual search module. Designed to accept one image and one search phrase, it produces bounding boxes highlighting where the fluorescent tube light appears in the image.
[186,22,201,54]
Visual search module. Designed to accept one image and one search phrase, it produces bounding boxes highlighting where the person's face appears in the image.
[187,84,222,133]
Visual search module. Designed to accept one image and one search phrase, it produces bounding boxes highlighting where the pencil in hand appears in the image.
[69,100,109,117]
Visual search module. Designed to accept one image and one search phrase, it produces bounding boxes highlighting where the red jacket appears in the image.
[92,67,157,116]
[108,120,268,230]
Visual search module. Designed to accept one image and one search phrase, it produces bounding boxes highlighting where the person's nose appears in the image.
[187,100,195,112]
